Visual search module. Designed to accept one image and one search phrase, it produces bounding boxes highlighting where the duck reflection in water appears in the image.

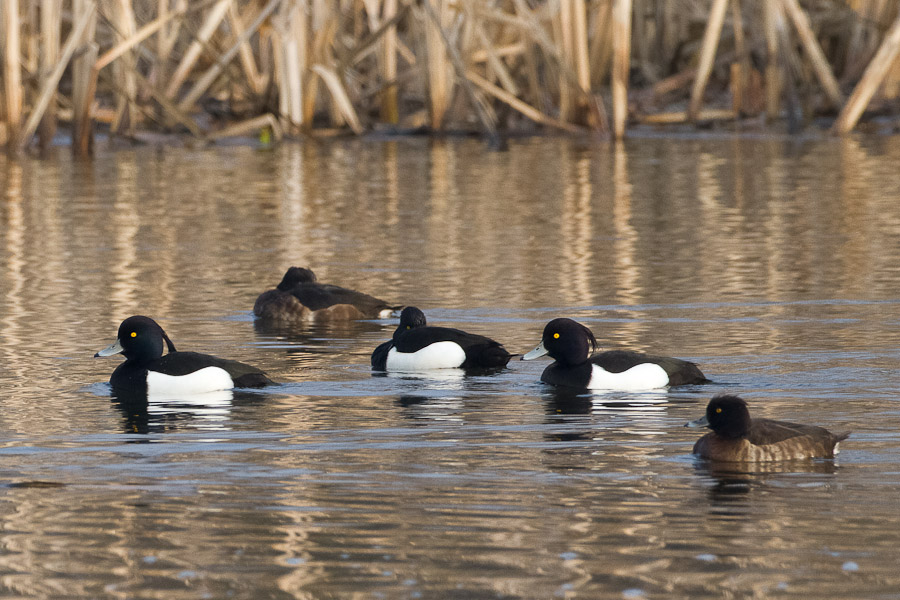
[254,317,386,375]
[696,460,841,506]
[393,394,467,423]
[543,388,671,445]
[111,388,265,435]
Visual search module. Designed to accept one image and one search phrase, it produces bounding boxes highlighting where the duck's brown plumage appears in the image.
[689,395,849,462]
[254,267,398,323]
[693,418,849,461]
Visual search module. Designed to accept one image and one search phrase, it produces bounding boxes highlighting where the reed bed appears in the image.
[1,0,900,154]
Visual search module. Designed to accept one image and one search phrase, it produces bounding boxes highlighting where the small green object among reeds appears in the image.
[3,0,900,155]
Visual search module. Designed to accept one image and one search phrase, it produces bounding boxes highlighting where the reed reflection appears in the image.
[559,145,594,306]
[108,156,141,322]
[1,162,25,382]
[612,140,640,308]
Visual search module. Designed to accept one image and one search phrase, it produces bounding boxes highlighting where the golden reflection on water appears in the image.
[2,162,25,383]
[611,140,638,308]
[559,144,594,306]
[109,154,141,322]
[3,137,900,596]
[2,136,900,378]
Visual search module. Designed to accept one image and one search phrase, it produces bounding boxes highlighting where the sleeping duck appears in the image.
[254,267,400,323]
[371,307,513,371]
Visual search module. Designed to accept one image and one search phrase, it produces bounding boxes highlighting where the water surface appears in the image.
[1,135,900,598]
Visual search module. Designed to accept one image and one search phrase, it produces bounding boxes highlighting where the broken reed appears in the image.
[2,0,900,155]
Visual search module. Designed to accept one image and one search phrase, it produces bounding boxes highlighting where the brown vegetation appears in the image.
[2,1,900,154]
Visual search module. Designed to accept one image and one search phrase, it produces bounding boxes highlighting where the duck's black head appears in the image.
[95,315,177,364]
[705,394,752,438]
[393,306,427,340]
[529,318,598,365]
[277,267,317,291]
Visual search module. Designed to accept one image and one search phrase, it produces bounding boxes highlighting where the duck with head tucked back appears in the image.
[686,394,849,461]
[371,306,514,371]
[522,317,708,390]
[254,267,401,323]
[95,315,273,395]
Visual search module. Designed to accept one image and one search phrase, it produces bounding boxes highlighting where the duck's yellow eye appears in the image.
[553,333,560,339]
[406,325,411,329]
[130,331,137,338]
[715,407,722,413]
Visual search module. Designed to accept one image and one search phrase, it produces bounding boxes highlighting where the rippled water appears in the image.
[2,135,900,598]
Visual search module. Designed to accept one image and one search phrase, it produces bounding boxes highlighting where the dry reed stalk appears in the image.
[157,0,169,66]
[883,52,900,99]
[501,0,605,131]
[310,64,363,134]
[731,0,747,115]
[20,3,97,149]
[687,0,728,122]
[95,2,190,72]
[343,4,411,69]
[558,0,575,121]
[109,0,140,136]
[3,0,22,149]
[633,0,650,79]
[781,0,842,109]
[300,5,321,127]
[148,0,182,117]
[165,0,231,99]
[470,14,518,97]
[358,0,401,122]
[842,2,879,84]
[177,0,281,113]
[588,1,612,88]
[72,0,190,149]
[465,69,580,133]
[72,0,98,156]
[38,0,62,150]
[0,1,5,134]
[380,0,399,123]
[74,42,100,156]
[571,0,591,123]
[640,108,736,124]
[657,0,677,71]
[763,0,784,119]
[24,3,38,85]
[506,0,548,115]
[611,0,631,139]
[834,12,900,133]
[423,0,501,144]
[510,3,543,118]
[228,1,265,96]
[205,112,283,141]
[275,1,304,130]
[423,0,455,129]
[555,0,594,123]
[638,45,739,103]
[305,4,342,128]
[469,41,525,64]
[730,62,742,116]
[157,0,185,68]
[129,67,204,137]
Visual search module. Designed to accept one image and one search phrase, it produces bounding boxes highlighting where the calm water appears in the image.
[2,135,900,598]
